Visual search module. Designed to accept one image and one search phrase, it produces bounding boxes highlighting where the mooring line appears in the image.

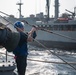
[0,15,13,26]
[0,11,76,71]
[1,51,76,65]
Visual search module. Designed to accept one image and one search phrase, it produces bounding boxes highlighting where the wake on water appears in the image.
[0,46,76,75]
[26,46,76,75]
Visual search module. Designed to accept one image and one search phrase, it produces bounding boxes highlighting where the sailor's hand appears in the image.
[28,27,37,34]
[31,27,38,32]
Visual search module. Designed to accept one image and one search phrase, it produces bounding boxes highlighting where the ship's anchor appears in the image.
[0,11,76,71]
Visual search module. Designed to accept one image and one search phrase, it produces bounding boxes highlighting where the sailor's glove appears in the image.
[32,31,37,39]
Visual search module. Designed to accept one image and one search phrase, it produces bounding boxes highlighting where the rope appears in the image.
[28,58,76,64]
[0,51,14,57]
[0,51,76,65]
[0,15,13,26]
[0,11,76,71]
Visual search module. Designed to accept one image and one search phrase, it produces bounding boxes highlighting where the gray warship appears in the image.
[1,0,76,50]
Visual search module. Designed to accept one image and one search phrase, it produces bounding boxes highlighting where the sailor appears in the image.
[13,21,37,75]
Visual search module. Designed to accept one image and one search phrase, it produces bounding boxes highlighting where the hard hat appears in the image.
[14,21,24,28]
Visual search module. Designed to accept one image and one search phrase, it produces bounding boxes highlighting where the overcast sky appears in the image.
[0,0,76,18]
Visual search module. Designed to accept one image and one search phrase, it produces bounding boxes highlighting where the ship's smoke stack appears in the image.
[46,0,50,22]
[55,0,59,19]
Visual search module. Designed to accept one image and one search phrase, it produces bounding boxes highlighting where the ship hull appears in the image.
[29,40,76,50]
[29,30,76,51]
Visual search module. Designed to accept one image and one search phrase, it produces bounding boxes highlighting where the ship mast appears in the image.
[16,0,23,18]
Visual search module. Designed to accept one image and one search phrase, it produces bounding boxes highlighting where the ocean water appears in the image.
[0,47,76,75]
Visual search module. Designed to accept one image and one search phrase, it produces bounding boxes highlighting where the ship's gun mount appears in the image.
[65,7,76,19]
